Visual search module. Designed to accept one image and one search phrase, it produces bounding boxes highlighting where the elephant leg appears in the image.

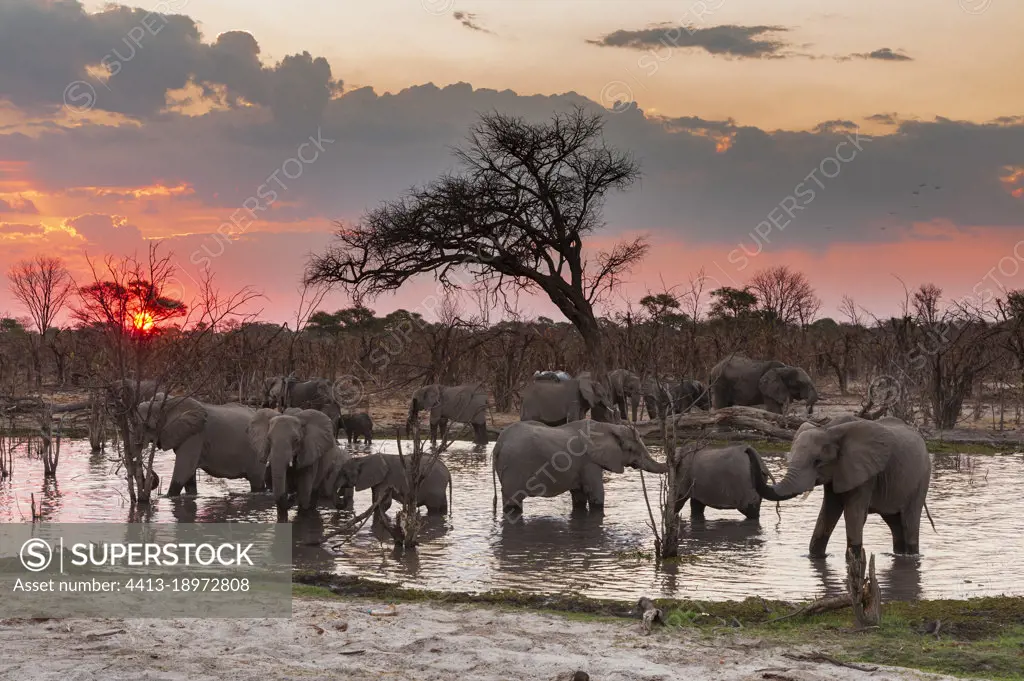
[809,485,845,558]
[336,486,354,512]
[841,487,872,560]
[167,439,202,496]
[473,422,488,446]
[689,499,706,520]
[580,465,605,511]
[372,486,393,514]
[569,489,589,510]
[673,492,689,515]
[901,502,923,555]
[881,512,908,554]
[437,417,450,445]
[184,474,198,496]
[428,421,439,448]
[741,498,761,520]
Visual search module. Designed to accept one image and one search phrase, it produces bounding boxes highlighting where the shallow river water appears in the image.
[1,440,1022,602]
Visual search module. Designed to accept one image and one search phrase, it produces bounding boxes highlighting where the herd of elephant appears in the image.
[125,353,931,558]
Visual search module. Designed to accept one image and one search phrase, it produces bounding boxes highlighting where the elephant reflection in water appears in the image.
[494,515,608,579]
[810,555,922,601]
[169,493,274,524]
[291,511,341,574]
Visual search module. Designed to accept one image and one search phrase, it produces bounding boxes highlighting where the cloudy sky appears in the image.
[0,0,1022,324]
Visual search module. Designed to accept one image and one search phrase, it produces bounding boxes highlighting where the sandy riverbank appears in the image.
[0,596,964,681]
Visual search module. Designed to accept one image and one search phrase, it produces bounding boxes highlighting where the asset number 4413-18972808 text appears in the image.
[123,577,250,592]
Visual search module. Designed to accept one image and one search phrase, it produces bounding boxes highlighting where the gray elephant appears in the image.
[339,412,373,445]
[607,369,642,422]
[520,372,617,426]
[262,375,291,408]
[643,378,710,420]
[673,445,771,520]
[745,416,931,557]
[709,355,818,414]
[137,396,265,496]
[408,383,489,447]
[318,401,343,438]
[337,453,451,514]
[247,408,341,520]
[285,377,335,410]
[492,419,666,519]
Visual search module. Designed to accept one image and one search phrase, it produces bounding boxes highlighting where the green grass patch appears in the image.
[293,574,1024,679]
[926,440,1010,455]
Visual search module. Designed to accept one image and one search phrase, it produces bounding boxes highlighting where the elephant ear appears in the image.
[586,424,626,474]
[294,409,335,469]
[353,455,389,491]
[247,408,277,466]
[831,421,895,494]
[160,398,207,450]
[577,373,597,409]
[758,369,790,406]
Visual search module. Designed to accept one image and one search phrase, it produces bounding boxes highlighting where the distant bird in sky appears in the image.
[912,190,920,195]
[919,182,927,187]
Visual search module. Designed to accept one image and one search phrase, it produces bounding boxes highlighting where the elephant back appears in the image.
[691,447,764,510]
[520,380,578,424]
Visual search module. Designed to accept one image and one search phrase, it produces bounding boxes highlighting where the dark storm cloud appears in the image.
[866,113,900,125]
[453,11,493,34]
[840,48,913,62]
[0,3,1020,272]
[0,0,340,124]
[813,120,859,134]
[589,24,789,58]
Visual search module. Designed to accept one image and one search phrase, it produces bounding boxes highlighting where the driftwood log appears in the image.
[634,406,828,442]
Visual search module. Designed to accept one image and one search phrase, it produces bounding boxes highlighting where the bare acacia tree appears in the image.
[8,256,75,387]
[305,106,646,373]
[748,265,822,327]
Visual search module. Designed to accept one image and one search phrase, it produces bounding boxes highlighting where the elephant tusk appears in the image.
[799,490,813,501]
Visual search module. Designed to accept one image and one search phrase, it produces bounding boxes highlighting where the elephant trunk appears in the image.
[805,386,818,414]
[745,447,802,502]
[637,448,668,474]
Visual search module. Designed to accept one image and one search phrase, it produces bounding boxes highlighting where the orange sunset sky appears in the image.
[1,0,1022,324]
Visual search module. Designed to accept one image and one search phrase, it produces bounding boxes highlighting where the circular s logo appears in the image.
[20,538,53,572]
[959,0,993,15]
[63,81,97,114]
[599,81,634,114]
[332,375,364,408]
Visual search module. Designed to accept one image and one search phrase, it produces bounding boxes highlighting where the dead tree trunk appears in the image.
[847,549,881,628]
[88,388,107,452]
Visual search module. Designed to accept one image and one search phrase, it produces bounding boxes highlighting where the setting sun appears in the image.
[131,311,155,332]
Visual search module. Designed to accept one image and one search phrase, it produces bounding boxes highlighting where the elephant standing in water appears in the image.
[607,369,642,422]
[673,445,771,520]
[642,378,711,420]
[408,383,489,447]
[709,355,818,414]
[336,453,451,514]
[745,416,932,557]
[520,372,617,426]
[492,419,666,519]
[137,396,265,496]
[248,408,351,520]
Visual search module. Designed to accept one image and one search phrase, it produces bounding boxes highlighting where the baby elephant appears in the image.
[337,453,451,514]
[673,445,771,520]
[339,412,373,445]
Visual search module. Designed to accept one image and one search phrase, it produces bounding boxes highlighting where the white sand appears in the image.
[0,596,961,681]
